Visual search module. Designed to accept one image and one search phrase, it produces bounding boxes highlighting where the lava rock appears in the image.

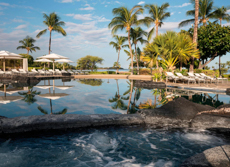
[181,145,230,167]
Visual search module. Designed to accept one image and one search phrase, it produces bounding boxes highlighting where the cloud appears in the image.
[66,13,110,22]
[15,24,27,29]
[173,3,191,8]
[115,1,121,4]
[178,12,181,14]
[160,22,180,30]
[80,4,95,10]
[12,19,24,23]
[61,0,73,2]
[138,1,145,5]
[227,9,230,13]
[0,2,10,6]
[66,14,92,20]
[171,12,175,15]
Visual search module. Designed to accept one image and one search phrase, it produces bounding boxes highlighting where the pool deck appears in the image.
[73,74,152,80]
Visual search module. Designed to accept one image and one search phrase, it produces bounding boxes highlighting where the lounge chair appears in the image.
[48,69,55,75]
[195,73,216,83]
[188,73,205,84]
[31,69,39,74]
[175,73,196,84]
[12,69,20,75]
[61,70,68,73]
[67,70,74,75]
[55,69,62,75]
[166,72,180,83]
[4,71,12,76]
[38,69,46,75]
[0,70,4,76]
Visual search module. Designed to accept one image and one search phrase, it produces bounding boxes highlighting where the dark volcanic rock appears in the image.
[181,145,230,167]
[138,97,215,128]
[0,114,145,134]
[217,104,230,109]
[134,80,166,89]
[191,113,230,129]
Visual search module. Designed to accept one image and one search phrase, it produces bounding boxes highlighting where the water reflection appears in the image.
[0,84,23,104]
[18,88,41,105]
[37,80,71,115]
[78,79,103,86]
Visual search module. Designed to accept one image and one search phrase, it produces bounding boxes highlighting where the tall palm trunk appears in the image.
[48,30,52,68]
[127,80,133,114]
[27,50,29,55]
[116,79,120,97]
[116,49,120,74]
[156,25,158,37]
[156,60,159,69]
[134,44,139,75]
[180,60,183,71]
[128,29,133,75]
[219,56,221,76]
[219,19,222,76]
[190,0,199,73]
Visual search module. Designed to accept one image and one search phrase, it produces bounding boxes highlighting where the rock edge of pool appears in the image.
[1,97,230,167]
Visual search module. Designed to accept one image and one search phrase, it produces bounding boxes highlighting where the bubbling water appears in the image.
[0,127,229,167]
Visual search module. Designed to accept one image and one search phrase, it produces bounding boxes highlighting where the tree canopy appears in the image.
[76,55,104,71]
[188,22,230,68]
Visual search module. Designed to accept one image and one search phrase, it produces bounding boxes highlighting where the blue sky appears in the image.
[0,0,229,68]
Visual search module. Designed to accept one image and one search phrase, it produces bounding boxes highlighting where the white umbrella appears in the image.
[0,51,22,71]
[55,59,74,70]
[38,93,69,100]
[38,53,68,71]
[34,58,53,70]
[0,96,23,104]
[34,85,53,89]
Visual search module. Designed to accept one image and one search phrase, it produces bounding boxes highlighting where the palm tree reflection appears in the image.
[18,88,41,105]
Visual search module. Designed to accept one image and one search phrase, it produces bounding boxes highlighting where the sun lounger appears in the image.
[61,70,68,73]
[38,69,46,75]
[48,69,55,75]
[175,73,196,84]
[12,69,20,75]
[55,69,62,75]
[67,70,74,75]
[0,70,4,75]
[195,73,216,83]
[188,73,205,84]
[166,72,180,83]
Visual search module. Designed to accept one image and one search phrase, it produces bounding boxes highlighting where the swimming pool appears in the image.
[0,78,229,118]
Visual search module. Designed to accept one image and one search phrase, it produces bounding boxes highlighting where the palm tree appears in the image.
[18,88,41,105]
[36,12,67,54]
[108,6,145,75]
[190,0,199,73]
[177,33,200,71]
[144,3,170,39]
[140,52,156,75]
[210,6,230,75]
[109,35,127,74]
[179,0,214,27]
[17,36,40,55]
[130,27,148,75]
[211,6,230,26]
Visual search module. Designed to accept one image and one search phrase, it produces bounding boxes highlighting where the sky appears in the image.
[0,0,229,69]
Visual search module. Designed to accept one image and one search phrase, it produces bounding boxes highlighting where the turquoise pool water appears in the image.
[0,127,229,167]
[0,78,229,118]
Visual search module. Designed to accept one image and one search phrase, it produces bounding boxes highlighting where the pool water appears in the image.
[0,127,229,167]
[1,79,230,167]
[0,79,230,118]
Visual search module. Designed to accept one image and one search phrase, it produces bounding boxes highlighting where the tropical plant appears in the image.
[78,79,103,86]
[210,6,230,75]
[139,99,156,109]
[108,6,146,75]
[188,22,230,71]
[18,88,41,105]
[140,53,156,75]
[17,36,40,55]
[76,55,104,71]
[36,12,67,54]
[144,3,170,39]
[130,27,148,75]
[177,33,200,71]
[109,35,127,73]
[179,0,214,27]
